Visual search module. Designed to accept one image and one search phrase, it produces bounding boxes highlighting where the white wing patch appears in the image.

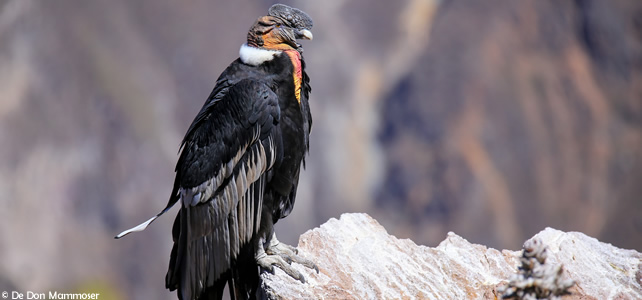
[239,43,281,66]
[180,125,276,210]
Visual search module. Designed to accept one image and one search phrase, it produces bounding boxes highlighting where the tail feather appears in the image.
[229,243,260,300]
[194,275,228,300]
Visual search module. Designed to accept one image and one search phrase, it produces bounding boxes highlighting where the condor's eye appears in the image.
[275,24,281,28]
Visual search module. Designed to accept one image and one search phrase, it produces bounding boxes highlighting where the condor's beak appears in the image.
[297,29,313,40]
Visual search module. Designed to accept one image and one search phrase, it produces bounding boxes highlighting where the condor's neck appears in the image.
[239,44,305,104]
[282,49,303,104]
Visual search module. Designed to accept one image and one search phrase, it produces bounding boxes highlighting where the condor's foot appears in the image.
[266,234,319,274]
[256,233,319,283]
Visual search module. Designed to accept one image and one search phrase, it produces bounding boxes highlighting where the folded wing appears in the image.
[118,78,281,300]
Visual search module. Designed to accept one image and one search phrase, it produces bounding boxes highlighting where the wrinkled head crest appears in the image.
[268,4,313,30]
[241,4,313,63]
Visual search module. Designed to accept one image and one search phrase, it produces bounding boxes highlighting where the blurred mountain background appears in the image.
[0,0,640,299]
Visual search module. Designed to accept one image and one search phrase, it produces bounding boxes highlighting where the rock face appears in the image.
[260,213,642,299]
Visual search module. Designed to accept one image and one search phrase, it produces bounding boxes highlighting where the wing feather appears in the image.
[164,79,281,299]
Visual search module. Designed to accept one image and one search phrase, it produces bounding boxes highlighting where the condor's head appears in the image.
[246,4,313,52]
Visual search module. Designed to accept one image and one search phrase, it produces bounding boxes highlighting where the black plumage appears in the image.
[115,4,315,300]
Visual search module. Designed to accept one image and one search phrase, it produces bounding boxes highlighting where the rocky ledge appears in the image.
[260,213,642,299]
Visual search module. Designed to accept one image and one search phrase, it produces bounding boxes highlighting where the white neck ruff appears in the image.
[239,43,281,66]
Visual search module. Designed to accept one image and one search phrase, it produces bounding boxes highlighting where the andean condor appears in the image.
[116,4,317,299]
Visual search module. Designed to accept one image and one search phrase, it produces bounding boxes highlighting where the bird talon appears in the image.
[282,255,293,264]
[265,239,318,275]
[256,234,318,283]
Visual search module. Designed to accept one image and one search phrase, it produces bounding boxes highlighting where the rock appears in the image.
[260,213,642,299]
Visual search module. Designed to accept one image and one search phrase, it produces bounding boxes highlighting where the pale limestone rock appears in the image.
[260,213,642,299]
[528,228,642,299]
